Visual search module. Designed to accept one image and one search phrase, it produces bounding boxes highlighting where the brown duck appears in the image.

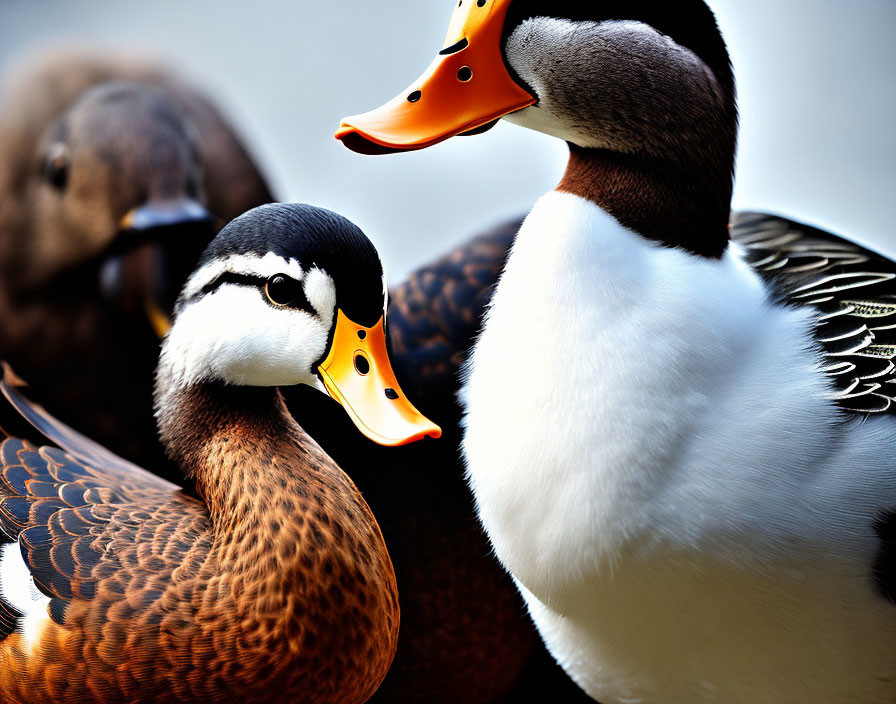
[0,203,440,704]
[0,51,273,479]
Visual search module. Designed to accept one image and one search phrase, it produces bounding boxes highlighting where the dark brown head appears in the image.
[12,80,215,317]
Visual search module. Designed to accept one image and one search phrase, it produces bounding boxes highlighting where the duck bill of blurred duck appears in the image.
[101,198,215,338]
[335,0,535,154]
[318,310,442,446]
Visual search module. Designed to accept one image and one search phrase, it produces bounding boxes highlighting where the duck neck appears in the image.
[556,144,732,259]
[157,381,382,546]
[158,382,294,513]
[155,381,398,698]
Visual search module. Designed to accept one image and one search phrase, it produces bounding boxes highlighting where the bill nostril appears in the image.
[354,354,370,375]
[439,38,469,56]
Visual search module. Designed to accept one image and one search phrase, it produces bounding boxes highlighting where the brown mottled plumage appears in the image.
[0,51,273,478]
[0,374,397,704]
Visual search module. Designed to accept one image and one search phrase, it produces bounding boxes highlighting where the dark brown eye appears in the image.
[265,274,300,306]
[43,143,69,191]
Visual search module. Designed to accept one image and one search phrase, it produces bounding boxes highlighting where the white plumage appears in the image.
[159,253,337,390]
[462,191,896,703]
[0,543,50,653]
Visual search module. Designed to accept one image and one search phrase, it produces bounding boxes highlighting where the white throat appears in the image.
[461,189,844,590]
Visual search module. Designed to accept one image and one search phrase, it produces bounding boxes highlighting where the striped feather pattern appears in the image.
[733,212,896,414]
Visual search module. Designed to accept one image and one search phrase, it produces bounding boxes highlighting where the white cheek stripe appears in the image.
[160,275,336,389]
[304,266,337,321]
[182,252,307,300]
[0,542,51,651]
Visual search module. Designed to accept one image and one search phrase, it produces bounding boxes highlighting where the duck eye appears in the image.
[265,274,300,306]
[43,143,69,191]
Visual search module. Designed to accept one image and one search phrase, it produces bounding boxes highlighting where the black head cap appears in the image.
[502,0,734,98]
[201,203,386,326]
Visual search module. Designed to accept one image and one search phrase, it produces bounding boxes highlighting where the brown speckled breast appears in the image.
[0,381,398,704]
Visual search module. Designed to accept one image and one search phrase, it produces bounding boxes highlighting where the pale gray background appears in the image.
[1,0,894,281]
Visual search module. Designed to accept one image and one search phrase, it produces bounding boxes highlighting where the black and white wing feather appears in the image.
[733,212,896,414]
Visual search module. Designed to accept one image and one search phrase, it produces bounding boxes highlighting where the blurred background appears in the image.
[1,0,894,281]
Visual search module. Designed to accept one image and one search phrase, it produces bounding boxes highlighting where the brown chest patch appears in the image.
[557,145,731,259]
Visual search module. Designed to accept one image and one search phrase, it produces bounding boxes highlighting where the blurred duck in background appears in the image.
[0,51,273,481]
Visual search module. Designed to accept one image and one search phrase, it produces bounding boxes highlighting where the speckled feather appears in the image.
[0,370,398,704]
[387,219,520,402]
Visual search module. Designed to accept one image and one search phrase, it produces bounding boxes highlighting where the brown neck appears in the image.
[557,144,732,259]
[157,382,399,700]
[157,382,389,556]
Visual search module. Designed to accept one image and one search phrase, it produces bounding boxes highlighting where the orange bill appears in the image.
[144,299,172,338]
[335,0,535,154]
[318,310,442,446]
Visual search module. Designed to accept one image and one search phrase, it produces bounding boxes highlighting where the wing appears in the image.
[1,362,179,488]
[733,212,896,414]
[387,217,520,414]
[0,365,204,644]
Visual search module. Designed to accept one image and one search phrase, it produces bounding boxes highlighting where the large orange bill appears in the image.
[319,310,442,446]
[335,0,535,154]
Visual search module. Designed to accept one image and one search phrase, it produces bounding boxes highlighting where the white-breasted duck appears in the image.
[336,1,896,702]
[0,203,440,703]
[0,51,273,479]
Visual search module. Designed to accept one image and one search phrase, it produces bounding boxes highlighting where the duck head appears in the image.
[338,0,734,153]
[337,0,737,256]
[26,80,215,333]
[157,203,442,447]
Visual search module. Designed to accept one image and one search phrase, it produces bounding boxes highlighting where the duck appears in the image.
[285,216,593,704]
[0,202,442,704]
[0,50,273,479]
[335,1,896,702]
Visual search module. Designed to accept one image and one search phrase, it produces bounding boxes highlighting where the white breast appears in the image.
[461,191,896,703]
[0,542,50,652]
